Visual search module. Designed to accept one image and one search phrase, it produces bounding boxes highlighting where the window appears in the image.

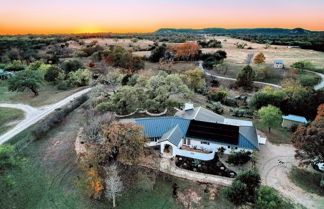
[227,146,230,149]
[201,141,210,145]
[183,139,191,145]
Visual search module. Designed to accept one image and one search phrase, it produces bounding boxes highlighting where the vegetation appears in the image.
[291,60,315,72]
[289,166,324,196]
[226,151,252,165]
[169,42,201,61]
[258,105,282,133]
[236,65,255,88]
[182,68,205,92]
[201,50,227,69]
[7,70,43,96]
[198,39,222,48]
[255,186,294,209]
[148,44,167,62]
[0,107,24,135]
[291,104,324,165]
[224,170,261,205]
[253,53,266,65]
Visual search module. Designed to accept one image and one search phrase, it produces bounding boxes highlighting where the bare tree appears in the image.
[105,164,123,208]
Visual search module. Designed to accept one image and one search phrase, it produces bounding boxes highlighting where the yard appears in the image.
[1,106,237,209]
[0,107,24,135]
[0,81,85,107]
[289,166,324,196]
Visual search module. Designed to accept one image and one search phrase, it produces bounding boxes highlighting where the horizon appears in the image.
[1,0,324,35]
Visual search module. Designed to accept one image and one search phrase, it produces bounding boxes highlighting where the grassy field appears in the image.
[0,107,24,135]
[0,81,84,107]
[253,120,292,144]
[289,166,324,196]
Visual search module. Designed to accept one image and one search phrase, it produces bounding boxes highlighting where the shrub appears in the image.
[223,98,237,107]
[207,102,224,114]
[298,74,319,87]
[33,94,89,140]
[208,88,228,102]
[44,66,63,82]
[255,186,294,209]
[61,60,84,74]
[236,65,255,88]
[4,60,25,72]
[149,45,167,62]
[67,69,90,87]
[224,180,250,205]
[227,151,252,165]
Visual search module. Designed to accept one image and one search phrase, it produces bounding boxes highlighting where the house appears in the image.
[282,114,307,129]
[0,69,14,80]
[121,105,262,161]
[274,60,284,69]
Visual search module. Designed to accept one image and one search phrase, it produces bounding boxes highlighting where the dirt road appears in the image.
[257,142,324,209]
[0,88,91,144]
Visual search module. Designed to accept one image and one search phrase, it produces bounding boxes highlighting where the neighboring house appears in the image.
[282,115,307,129]
[274,60,284,69]
[121,105,262,161]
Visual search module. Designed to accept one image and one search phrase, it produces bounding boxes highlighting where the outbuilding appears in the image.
[282,115,307,129]
[274,60,284,69]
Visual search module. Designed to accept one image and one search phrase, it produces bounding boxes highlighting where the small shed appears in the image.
[282,115,307,129]
[274,60,284,69]
[0,69,13,80]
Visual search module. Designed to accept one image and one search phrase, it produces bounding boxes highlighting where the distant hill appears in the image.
[155,27,323,35]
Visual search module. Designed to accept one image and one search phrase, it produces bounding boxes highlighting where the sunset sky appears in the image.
[1,0,324,34]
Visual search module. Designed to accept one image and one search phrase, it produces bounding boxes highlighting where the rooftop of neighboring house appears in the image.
[282,114,307,123]
[120,105,259,150]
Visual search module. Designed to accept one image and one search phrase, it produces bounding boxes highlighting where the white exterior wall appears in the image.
[160,139,254,160]
[274,63,284,69]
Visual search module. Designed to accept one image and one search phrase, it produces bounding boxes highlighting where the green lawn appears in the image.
[253,120,292,144]
[0,81,84,107]
[289,166,324,196]
[0,107,24,135]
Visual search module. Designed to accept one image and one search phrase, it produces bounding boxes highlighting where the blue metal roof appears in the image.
[167,125,184,146]
[131,117,190,138]
[274,60,284,64]
[282,115,307,123]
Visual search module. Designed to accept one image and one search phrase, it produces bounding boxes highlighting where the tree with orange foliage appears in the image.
[86,167,104,199]
[291,105,324,165]
[169,42,200,61]
[315,104,324,121]
[253,53,266,65]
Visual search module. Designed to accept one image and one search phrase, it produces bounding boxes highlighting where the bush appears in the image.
[255,186,294,209]
[298,74,319,87]
[224,180,250,206]
[223,98,237,107]
[33,94,89,140]
[44,66,63,82]
[67,69,90,87]
[227,151,252,165]
[4,60,25,72]
[208,88,228,102]
[207,102,224,114]
[61,60,84,74]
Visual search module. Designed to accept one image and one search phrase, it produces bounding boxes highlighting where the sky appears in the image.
[0,0,324,34]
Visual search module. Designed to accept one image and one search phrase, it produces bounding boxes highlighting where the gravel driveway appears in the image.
[257,142,324,209]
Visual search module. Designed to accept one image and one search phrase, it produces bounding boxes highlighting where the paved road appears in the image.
[305,70,324,90]
[199,61,324,90]
[0,88,91,145]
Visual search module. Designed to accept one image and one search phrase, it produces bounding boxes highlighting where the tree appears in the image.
[44,65,63,83]
[101,121,145,165]
[291,113,324,165]
[7,70,43,96]
[255,186,293,209]
[224,170,261,206]
[169,42,200,61]
[105,164,123,208]
[149,45,167,62]
[201,50,227,69]
[61,60,83,75]
[236,65,255,87]
[258,105,282,133]
[4,60,25,72]
[249,87,286,109]
[67,69,90,87]
[253,53,266,64]
[182,68,205,92]
[315,104,324,121]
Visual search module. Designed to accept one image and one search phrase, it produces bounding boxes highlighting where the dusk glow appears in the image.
[1,0,324,34]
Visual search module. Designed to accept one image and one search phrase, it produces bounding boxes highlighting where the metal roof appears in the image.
[239,126,259,150]
[282,115,307,123]
[121,117,190,139]
[274,60,284,64]
[175,107,225,123]
[159,125,184,146]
